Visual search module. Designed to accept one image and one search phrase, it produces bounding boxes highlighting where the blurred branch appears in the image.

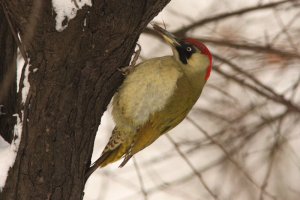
[101,171,140,191]
[133,157,148,200]
[186,117,277,200]
[206,84,239,103]
[213,56,300,113]
[93,1,300,199]
[144,108,290,196]
[201,38,300,59]
[166,134,219,200]
[258,122,284,200]
[144,30,300,60]
[271,10,300,52]
[173,0,296,37]
[215,54,290,98]
[289,75,300,101]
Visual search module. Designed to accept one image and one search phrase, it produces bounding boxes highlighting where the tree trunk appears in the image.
[0,0,170,199]
[0,5,17,143]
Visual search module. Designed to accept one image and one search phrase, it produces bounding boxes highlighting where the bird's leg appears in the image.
[118,43,141,75]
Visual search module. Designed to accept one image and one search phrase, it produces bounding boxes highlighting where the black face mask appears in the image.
[176,43,196,64]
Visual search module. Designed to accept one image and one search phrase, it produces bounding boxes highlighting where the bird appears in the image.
[91,23,212,171]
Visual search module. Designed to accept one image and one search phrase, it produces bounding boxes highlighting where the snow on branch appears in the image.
[52,0,92,31]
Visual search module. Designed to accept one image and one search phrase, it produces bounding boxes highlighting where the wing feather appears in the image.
[112,56,182,128]
[130,73,203,155]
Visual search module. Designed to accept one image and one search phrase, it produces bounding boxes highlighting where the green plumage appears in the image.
[93,24,211,168]
[98,55,208,167]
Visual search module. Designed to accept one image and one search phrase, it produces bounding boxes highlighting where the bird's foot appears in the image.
[118,43,141,76]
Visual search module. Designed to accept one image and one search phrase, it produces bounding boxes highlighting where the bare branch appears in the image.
[213,56,300,113]
[174,0,297,37]
[186,117,277,200]
[166,134,219,200]
[133,157,148,200]
[201,38,300,59]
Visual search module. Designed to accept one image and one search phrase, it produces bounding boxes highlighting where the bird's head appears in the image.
[152,24,212,81]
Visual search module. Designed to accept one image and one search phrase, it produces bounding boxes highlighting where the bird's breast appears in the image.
[112,56,183,128]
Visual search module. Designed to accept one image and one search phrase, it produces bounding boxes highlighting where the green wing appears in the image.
[130,74,204,155]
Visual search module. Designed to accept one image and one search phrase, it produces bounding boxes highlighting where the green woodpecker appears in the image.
[95,24,212,168]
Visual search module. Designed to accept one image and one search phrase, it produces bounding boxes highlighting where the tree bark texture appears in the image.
[0,0,170,199]
[0,6,17,143]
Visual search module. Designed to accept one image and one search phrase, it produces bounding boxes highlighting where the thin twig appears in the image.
[271,11,300,52]
[200,38,300,59]
[276,12,298,52]
[186,117,277,200]
[173,0,296,37]
[213,60,300,113]
[143,30,300,59]
[133,157,148,200]
[258,127,283,200]
[166,134,219,200]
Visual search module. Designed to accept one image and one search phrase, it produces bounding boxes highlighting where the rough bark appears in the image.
[0,0,170,199]
[0,6,17,143]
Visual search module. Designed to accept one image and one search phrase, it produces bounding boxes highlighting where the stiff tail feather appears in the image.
[85,147,118,180]
[119,154,133,167]
[85,140,132,179]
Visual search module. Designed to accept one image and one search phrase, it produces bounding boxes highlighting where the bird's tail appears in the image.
[95,127,133,167]
[85,128,133,179]
[98,143,129,168]
[85,139,129,179]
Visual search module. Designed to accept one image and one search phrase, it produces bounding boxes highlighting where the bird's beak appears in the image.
[152,23,180,47]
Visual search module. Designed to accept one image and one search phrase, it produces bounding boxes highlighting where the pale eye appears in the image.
[186,47,192,52]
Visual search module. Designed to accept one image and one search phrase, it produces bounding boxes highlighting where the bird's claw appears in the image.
[118,44,141,76]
